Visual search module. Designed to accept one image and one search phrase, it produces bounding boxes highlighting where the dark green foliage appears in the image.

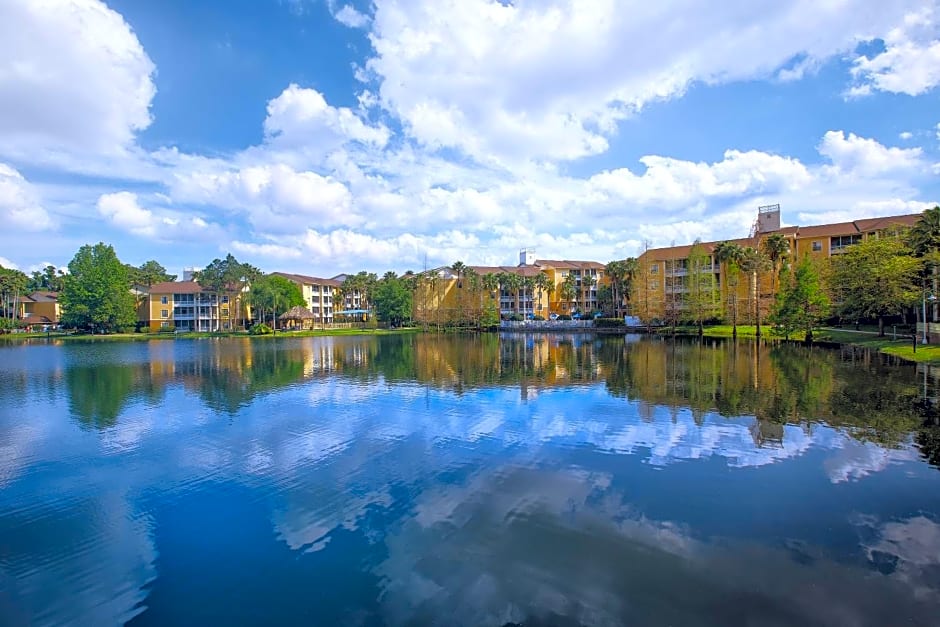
[60,243,136,332]
[373,272,413,327]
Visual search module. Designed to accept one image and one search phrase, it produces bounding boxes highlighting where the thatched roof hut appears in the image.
[279,306,315,329]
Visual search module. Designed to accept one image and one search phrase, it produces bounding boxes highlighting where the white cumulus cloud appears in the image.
[850,7,940,97]
[365,0,924,164]
[0,163,53,231]
[0,0,155,162]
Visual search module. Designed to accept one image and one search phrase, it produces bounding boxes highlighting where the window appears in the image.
[160,321,170,328]
[649,280,659,290]
[831,235,862,251]
[160,296,168,305]
[812,241,822,252]
[222,295,229,304]
[161,309,169,318]
[650,263,658,274]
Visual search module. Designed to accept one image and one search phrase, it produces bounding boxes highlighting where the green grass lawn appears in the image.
[658,324,940,365]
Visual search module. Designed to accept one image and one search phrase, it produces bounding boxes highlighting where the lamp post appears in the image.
[923,293,937,345]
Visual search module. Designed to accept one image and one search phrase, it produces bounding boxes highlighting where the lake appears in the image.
[2,333,940,626]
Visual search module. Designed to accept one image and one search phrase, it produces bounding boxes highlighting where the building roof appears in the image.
[28,291,58,302]
[536,259,606,270]
[21,314,53,324]
[279,305,315,320]
[147,281,204,294]
[794,221,858,238]
[854,213,919,232]
[273,272,342,287]
[639,212,923,261]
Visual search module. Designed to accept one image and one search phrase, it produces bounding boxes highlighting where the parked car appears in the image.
[549,313,559,321]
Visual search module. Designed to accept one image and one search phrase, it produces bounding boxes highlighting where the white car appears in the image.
[549,313,559,321]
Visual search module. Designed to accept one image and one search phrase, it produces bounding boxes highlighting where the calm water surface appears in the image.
[2,333,940,626]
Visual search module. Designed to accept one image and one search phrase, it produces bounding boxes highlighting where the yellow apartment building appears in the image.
[139,281,249,331]
[412,250,609,323]
[17,291,61,329]
[272,272,341,324]
[633,205,920,323]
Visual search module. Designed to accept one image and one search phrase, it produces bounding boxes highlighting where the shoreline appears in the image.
[0,327,421,343]
[4,324,938,365]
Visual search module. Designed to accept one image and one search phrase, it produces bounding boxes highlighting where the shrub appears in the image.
[250,323,273,335]
[532,315,545,321]
[508,313,524,322]
[595,318,625,328]
[557,314,572,321]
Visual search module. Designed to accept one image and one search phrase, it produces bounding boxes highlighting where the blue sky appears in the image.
[1,0,938,277]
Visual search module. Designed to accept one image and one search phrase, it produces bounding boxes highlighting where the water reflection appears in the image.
[2,334,940,625]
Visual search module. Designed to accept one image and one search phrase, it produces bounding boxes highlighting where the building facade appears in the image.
[633,207,920,323]
[17,291,61,330]
[139,281,249,331]
[272,272,340,324]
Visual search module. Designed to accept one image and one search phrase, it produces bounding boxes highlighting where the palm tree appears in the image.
[714,241,744,338]
[739,246,770,338]
[581,273,596,314]
[464,267,479,326]
[500,272,523,318]
[521,275,535,318]
[605,260,625,317]
[762,233,790,302]
[451,261,467,323]
[532,272,552,318]
[622,257,639,314]
[560,273,577,314]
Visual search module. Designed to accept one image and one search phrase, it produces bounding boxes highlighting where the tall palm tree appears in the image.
[560,273,577,314]
[605,260,624,317]
[622,257,639,314]
[521,275,535,318]
[761,233,790,302]
[464,267,479,326]
[501,272,523,317]
[739,246,769,338]
[532,272,552,318]
[714,241,745,338]
[581,273,596,314]
[451,261,467,323]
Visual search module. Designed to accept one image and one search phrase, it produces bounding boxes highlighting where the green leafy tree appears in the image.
[250,274,305,327]
[137,260,176,286]
[193,254,258,330]
[769,255,830,342]
[28,265,65,292]
[60,243,137,332]
[830,235,921,336]
[909,206,940,322]
[373,271,413,327]
[684,240,719,335]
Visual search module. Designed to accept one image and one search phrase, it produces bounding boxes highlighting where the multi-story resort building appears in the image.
[412,250,609,324]
[138,280,250,331]
[633,205,921,322]
[272,273,340,324]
